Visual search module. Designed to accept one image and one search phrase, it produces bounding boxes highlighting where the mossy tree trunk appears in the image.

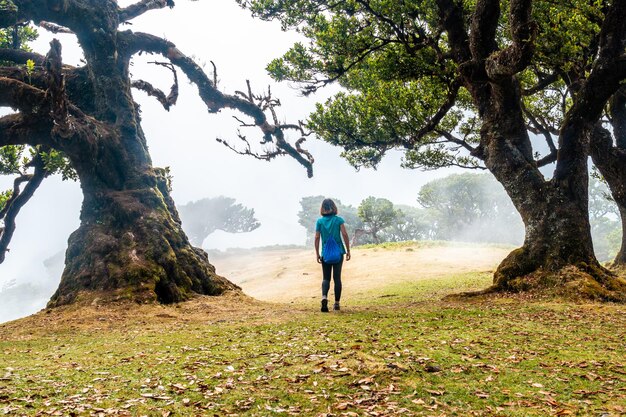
[1,1,312,307]
[48,157,236,307]
[472,80,624,299]
[47,13,236,306]
[435,0,626,300]
[2,1,243,307]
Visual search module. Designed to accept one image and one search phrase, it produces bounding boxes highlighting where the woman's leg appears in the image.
[332,258,343,303]
[321,261,332,298]
[321,261,332,312]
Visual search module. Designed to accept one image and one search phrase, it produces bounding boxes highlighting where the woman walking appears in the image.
[314,198,351,312]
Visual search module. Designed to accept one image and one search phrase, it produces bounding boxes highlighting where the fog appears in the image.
[0,0,460,322]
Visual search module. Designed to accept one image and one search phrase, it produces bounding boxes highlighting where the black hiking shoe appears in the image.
[333,303,340,311]
[321,299,329,312]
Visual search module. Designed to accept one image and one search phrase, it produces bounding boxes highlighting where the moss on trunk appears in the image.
[48,169,238,307]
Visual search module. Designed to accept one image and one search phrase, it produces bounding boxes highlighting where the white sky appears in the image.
[0,0,461,287]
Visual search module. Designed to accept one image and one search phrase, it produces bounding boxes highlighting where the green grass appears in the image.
[357,240,515,250]
[1,273,625,416]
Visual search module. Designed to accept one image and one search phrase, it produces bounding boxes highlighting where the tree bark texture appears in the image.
[49,165,236,307]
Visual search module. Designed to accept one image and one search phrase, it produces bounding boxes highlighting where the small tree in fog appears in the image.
[417,174,523,244]
[378,205,432,243]
[178,197,260,246]
[357,197,400,244]
[588,177,621,261]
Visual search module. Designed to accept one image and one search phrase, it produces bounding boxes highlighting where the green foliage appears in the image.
[39,149,78,181]
[0,145,24,175]
[0,189,12,212]
[242,0,612,174]
[309,77,476,170]
[378,204,432,242]
[0,24,37,50]
[357,196,400,243]
[239,0,478,169]
[177,197,261,246]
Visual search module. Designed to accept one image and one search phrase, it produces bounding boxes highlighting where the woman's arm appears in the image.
[314,231,321,263]
[340,224,351,261]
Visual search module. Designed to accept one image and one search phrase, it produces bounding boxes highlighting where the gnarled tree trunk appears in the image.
[471,77,625,300]
[49,164,236,307]
[46,6,238,306]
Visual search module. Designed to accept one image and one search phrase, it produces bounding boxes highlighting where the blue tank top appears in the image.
[316,215,346,256]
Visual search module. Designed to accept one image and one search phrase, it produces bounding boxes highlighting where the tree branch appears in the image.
[469,0,500,60]
[119,0,175,22]
[131,61,178,110]
[522,71,560,96]
[0,48,46,65]
[485,0,535,80]
[0,113,52,147]
[122,30,314,176]
[44,38,72,138]
[0,155,48,264]
[435,0,471,64]
[0,76,48,112]
[522,104,558,155]
[37,20,73,34]
[563,0,626,127]
[435,129,478,154]
[410,78,461,144]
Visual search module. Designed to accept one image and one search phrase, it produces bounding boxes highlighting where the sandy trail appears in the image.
[211,244,510,303]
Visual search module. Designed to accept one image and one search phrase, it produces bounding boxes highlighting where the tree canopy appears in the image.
[357,196,400,244]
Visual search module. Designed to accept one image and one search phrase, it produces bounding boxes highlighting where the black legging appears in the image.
[321,256,343,302]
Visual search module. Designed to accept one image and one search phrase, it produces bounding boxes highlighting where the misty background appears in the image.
[0,0,620,323]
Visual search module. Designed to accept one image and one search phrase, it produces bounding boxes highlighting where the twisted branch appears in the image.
[131,61,178,110]
[37,20,73,34]
[485,0,535,80]
[119,0,175,23]
[0,155,49,264]
[123,31,314,176]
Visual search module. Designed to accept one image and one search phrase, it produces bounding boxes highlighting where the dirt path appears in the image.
[212,244,510,303]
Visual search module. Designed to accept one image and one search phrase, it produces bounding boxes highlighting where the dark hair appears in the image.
[320,198,338,216]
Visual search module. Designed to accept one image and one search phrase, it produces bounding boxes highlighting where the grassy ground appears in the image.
[1,261,625,416]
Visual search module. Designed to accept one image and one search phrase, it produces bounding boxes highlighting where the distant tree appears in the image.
[178,197,260,246]
[378,204,431,243]
[357,197,400,244]
[588,177,621,262]
[298,196,360,244]
[417,174,524,244]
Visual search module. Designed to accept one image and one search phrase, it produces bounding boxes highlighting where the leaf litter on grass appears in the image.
[1,263,626,416]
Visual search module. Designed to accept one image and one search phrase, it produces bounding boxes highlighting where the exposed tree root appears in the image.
[455,263,626,303]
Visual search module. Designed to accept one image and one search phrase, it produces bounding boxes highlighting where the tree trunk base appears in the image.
[470,265,625,303]
[47,184,240,308]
